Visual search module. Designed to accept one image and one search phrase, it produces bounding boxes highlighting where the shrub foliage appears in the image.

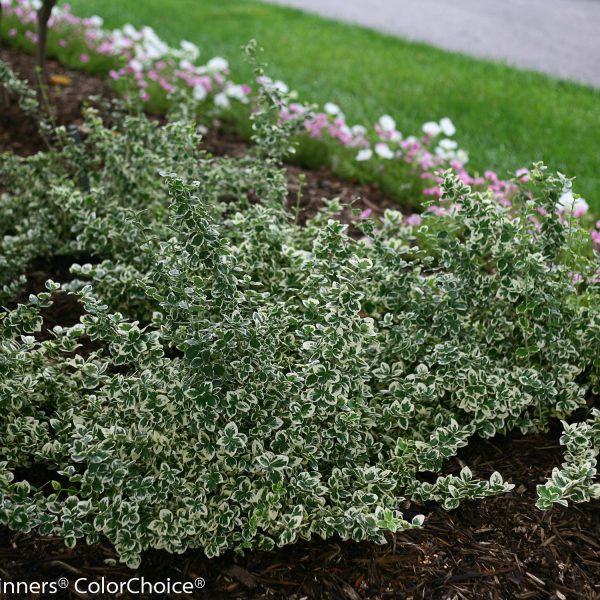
[0,62,599,567]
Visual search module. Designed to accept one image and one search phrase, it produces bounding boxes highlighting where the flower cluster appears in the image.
[273,89,595,237]
[279,100,595,235]
[2,0,250,106]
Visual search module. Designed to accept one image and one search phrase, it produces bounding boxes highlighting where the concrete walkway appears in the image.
[267,0,600,88]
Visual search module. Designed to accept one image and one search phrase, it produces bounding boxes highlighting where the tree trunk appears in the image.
[36,0,57,83]
[0,1,9,107]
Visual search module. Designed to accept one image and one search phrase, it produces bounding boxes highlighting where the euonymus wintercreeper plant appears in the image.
[0,59,599,568]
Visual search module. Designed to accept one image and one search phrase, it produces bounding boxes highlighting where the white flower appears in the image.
[141,26,161,43]
[324,102,341,116]
[225,84,248,103]
[340,124,352,138]
[456,149,469,164]
[193,85,208,101]
[110,32,131,51]
[378,115,396,132]
[557,189,589,217]
[272,80,289,94]
[257,76,288,94]
[438,138,458,150]
[389,130,402,142]
[88,15,104,28]
[214,92,231,109]
[422,121,442,137]
[128,58,144,72]
[179,59,194,71]
[207,57,229,72]
[123,24,138,38]
[134,46,150,64]
[144,38,169,60]
[180,40,200,61]
[439,117,456,136]
[351,125,367,137]
[257,75,272,86]
[558,189,574,208]
[356,148,373,162]
[375,143,394,159]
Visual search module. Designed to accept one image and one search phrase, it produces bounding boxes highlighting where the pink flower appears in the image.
[529,216,542,230]
[305,112,328,139]
[159,79,176,93]
[496,197,513,208]
[359,208,372,219]
[279,109,292,123]
[485,170,499,183]
[96,41,114,54]
[419,152,435,170]
[573,203,589,218]
[8,28,17,38]
[79,53,90,63]
[58,38,67,47]
[427,205,446,216]
[195,76,212,91]
[570,272,584,285]
[405,214,422,226]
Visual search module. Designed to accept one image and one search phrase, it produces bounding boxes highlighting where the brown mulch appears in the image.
[201,127,399,224]
[0,47,113,155]
[1,48,599,600]
[1,433,598,599]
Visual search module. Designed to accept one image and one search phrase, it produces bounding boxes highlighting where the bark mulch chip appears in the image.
[0,47,113,155]
[1,48,599,599]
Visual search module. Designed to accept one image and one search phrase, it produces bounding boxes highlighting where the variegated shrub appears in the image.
[0,62,599,568]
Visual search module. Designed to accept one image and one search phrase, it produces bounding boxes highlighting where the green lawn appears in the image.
[64,0,600,212]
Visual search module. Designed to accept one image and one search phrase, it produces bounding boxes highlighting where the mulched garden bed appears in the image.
[1,48,599,600]
[0,47,398,223]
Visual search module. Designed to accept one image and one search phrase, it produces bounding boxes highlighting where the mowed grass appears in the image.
[62,0,600,211]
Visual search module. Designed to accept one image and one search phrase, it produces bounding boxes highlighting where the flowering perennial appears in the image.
[1,0,250,106]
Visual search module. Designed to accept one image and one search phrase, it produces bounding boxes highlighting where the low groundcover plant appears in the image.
[0,62,599,568]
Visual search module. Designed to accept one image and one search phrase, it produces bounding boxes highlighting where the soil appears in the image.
[1,48,599,600]
[0,47,114,155]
